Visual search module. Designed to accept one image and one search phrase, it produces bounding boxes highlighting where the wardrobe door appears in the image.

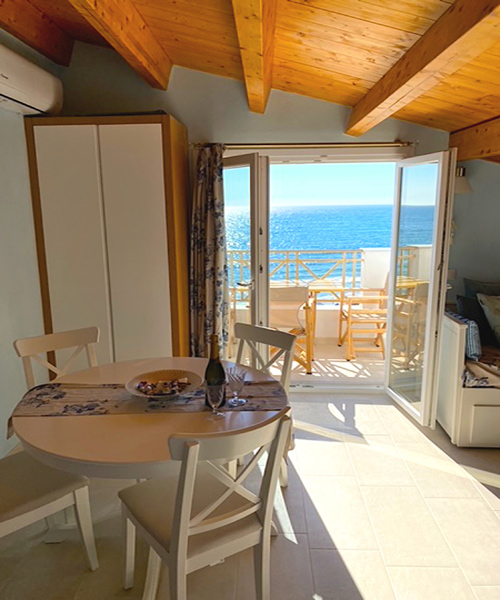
[33,125,114,367]
[98,124,172,361]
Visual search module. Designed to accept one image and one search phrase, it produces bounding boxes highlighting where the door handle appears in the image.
[237,280,254,290]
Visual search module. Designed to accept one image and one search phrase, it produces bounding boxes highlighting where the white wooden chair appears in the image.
[234,322,295,487]
[234,322,296,392]
[0,451,99,571]
[119,408,291,600]
[13,326,100,388]
[7,326,100,570]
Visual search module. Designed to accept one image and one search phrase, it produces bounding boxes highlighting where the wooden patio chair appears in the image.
[338,283,388,361]
[269,285,314,374]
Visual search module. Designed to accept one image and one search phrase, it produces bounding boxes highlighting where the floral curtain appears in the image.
[190,144,229,357]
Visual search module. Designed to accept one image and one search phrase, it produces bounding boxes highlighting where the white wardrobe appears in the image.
[25,114,190,368]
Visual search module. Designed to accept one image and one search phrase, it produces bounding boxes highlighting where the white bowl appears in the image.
[125,369,202,399]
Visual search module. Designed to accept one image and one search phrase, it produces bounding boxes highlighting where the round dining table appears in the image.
[12,357,284,479]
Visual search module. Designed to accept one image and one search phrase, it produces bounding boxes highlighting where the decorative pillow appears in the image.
[464,278,500,300]
[477,294,500,345]
[456,295,498,347]
[445,311,482,361]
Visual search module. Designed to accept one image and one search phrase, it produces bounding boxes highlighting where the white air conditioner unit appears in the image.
[0,44,63,115]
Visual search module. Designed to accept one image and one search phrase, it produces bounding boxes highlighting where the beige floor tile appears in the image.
[235,534,314,600]
[426,498,500,585]
[0,535,88,600]
[303,476,378,550]
[471,477,500,511]
[347,437,414,486]
[361,486,456,567]
[374,404,425,443]
[387,567,476,600]
[397,442,481,499]
[273,464,308,534]
[472,586,500,600]
[294,438,354,477]
[310,549,396,600]
[156,553,239,600]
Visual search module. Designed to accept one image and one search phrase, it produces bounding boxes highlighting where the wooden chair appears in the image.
[7,327,100,570]
[269,285,314,374]
[339,289,388,361]
[0,451,99,571]
[119,408,291,600]
[13,326,100,388]
[234,322,295,487]
[234,322,296,392]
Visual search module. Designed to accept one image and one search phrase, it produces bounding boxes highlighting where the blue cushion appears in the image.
[445,311,482,361]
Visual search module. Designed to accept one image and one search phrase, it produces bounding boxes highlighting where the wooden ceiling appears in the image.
[3,0,500,159]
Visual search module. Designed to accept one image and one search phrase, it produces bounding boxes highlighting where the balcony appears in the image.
[228,246,432,384]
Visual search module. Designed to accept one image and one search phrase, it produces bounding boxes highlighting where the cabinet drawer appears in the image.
[470,404,500,446]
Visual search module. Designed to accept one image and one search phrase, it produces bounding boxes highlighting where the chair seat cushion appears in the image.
[0,451,88,523]
[119,463,261,562]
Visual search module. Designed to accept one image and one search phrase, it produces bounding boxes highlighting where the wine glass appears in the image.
[226,367,247,407]
[205,383,226,418]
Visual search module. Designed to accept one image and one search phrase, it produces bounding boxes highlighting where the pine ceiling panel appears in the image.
[273,58,369,106]
[134,0,241,78]
[26,0,107,45]
[395,40,500,131]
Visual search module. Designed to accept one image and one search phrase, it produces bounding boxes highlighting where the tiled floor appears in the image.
[1,392,500,599]
[287,338,386,385]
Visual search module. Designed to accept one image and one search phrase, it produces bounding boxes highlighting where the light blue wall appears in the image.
[448,160,500,299]
[61,42,449,153]
[0,109,44,456]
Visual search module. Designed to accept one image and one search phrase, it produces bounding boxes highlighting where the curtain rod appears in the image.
[223,141,413,150]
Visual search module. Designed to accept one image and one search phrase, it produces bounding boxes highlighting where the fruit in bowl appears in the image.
[125,369,202,399]
[136,378,189,397]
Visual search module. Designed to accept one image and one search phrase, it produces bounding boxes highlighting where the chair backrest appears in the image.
[269,285,309,330]
[168,408,291,561]
[234,322,296,391]
[13,327,100,389]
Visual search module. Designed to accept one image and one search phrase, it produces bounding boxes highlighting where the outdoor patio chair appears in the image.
[269,285,314,374]
[392,281,429,369]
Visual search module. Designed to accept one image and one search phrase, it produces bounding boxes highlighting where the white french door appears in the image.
[385,150,457,426]
[223,154,269,359]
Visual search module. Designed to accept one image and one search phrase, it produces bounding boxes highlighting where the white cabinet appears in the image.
[26,115,190,368]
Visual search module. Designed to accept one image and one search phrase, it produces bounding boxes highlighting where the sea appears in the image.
[225,204,434,284]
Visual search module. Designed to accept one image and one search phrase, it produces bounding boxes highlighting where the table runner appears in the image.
[8,380,287,438]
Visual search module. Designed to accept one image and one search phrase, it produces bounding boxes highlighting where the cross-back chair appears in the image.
[7,326,100,570]
[234,322,296,392]
[269,285,314,374]
[13,326,100,388]
[119,408,291,600]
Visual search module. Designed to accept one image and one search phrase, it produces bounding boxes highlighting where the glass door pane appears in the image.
[386,150,455,426]
[223,154,268,361]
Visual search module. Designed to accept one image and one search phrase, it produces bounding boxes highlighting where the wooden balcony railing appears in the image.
[228,247,416,302]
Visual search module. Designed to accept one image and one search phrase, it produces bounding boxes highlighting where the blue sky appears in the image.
[224,162,438,207]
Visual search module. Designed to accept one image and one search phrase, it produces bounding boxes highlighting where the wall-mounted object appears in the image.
[455,166,472,194]
[0,44,62,115]
[25,114,190,367]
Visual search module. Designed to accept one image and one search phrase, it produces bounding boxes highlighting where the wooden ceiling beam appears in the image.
[450,117,500,161]
[231,0,278,113]
[346,0,500,137]
[66,0,172,89]
[0,0,74,66]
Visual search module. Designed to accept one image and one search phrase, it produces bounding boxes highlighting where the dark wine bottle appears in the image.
[204,334,226,407]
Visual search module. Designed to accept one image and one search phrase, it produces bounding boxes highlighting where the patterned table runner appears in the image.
[8,380,287,437]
